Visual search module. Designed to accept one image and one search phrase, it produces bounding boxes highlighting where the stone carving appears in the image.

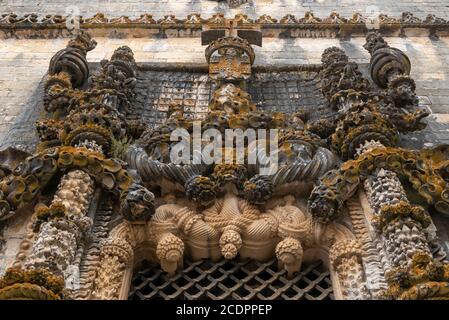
[275,237,303,278]
[256,15,277,24]
[424,14,447,24]
[308,33,449,300]
[91,35,334,283]
[156,233,185,275]
[84,13,109,24]
[227,0,249,8]
[364,32,411,88]
[364,32,429,132]
[0,268,65,300]
[120,183,155,222]
[134,14,156,24]
[48,30,97,88]
[329,239,370,299]
[280,14,298,24]
[2,12,449,40]
[0,33,155,299]
[1,11,449,301]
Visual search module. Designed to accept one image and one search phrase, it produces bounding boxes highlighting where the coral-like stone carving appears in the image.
[205,37,255,81]
[0,268,64,300]
[24,170,94,288]
[0,32,156,299]
[49,30,97,88]
[308,33,449,300]
[364,32,429,132]
[364,32,411,88]
[330,240,370,299]
[120,183,155,222]
[1,13,449,301]
[385,251,449,299]
[310,145,449,222]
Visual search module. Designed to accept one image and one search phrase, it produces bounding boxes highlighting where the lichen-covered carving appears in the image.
[309,146,449,222]
[330,102,398,160]
[120,183,155,222]
[0,268,65,300]
[319,47,369,103]
[363,32,429,132]
[23,170,94,291]
[0,146,134,221]
[243,175,273,204]
[49,30,97,88]
[0,33,147,301]
[2,13,449,302]
[185,175,219,207]
[205,37,255,81]
[91,237,134,300]
[131,75,336,207]
[385,251,449,299]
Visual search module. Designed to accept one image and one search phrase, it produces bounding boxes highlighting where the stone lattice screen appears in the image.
[129,259,333,300]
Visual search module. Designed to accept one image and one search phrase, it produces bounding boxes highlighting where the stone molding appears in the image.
[1,12,448,39]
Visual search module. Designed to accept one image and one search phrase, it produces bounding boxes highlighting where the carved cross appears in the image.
[201,14,262,47]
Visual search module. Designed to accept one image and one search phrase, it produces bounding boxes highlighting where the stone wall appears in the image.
[3,0,449,20]
[1,36,449,148]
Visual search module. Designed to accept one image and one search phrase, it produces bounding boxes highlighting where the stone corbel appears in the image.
[219,226,243,260]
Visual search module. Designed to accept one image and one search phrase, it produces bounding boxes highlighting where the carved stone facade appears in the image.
[0,3,449,300]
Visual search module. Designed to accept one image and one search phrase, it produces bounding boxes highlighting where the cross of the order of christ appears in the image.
[201,15,263,47]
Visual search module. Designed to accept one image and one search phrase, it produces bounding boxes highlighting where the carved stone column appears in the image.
[329,239,370,300]
[91,237,134,300]
[24,170,95,289]
[0,32,156,300]
[364,166,431,269]
[363,31,429,132]
[310,41,449,299]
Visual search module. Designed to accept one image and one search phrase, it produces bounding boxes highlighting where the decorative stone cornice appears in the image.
[1,12,449,39]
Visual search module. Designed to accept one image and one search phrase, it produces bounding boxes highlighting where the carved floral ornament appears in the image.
[0,23,449,300]
[1,11,449,39]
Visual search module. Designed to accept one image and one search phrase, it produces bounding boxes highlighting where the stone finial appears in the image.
[275,237,303,278]
[156,233,184,275]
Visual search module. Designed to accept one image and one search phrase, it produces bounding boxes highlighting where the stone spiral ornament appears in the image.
[364,32,411,88]
[48,31,97,88]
